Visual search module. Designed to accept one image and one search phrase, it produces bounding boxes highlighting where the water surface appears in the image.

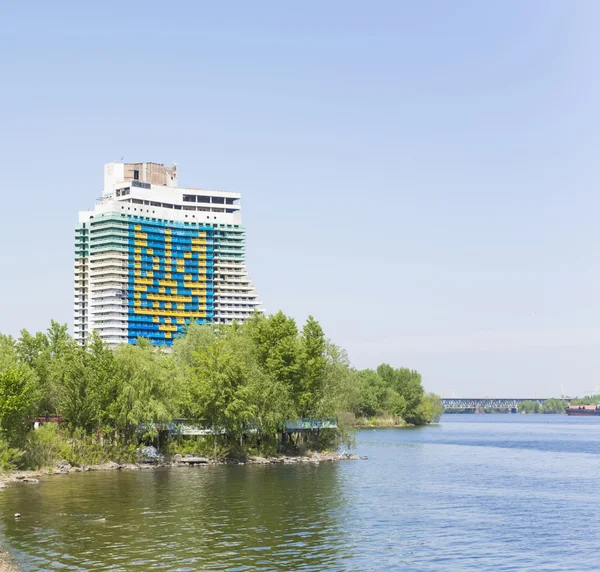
[2,414,600,570]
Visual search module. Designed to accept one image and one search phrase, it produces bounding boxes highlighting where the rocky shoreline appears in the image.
[0,452,364,488]
[0,549,18,572]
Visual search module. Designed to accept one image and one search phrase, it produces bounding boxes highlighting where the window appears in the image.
[133,170,139,180]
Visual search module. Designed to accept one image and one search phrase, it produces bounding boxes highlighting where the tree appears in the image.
[518,400,539,413]
[171,322,215,369]
[222,324,293,442]
[0,365,35,444]
[0,334,18,368]
[110,339,178,438]
[352,369,385,418]
[16,321,71,417]
[421,393,444,423]
[377,364,425,423]
[313,342,356,419]
[250,312,302,415]
[297,316,327,417]
[187,338,254,456]
[53,333,118,433]
[540,398,566,414]
[386,390,407,419]
[570,394,600,406]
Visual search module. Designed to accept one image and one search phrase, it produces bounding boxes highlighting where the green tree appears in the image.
[0,365,35,444]
[386,390,408,419]
[570,394,600,405]
[53,333,118,433]
[313,342,356,419]
[171,322,215,369]
[297,316,327,417]
[223,324,293,442]
[377,364,425,423]
[0,334,18,368]
[187,338,254,456]
[421,393,444,423]
[250,312,302,415]
[518,400,539,413]
[110,339,178,438]
[16,321,71,417]
[540,398,567,414]
[352,369,386,417]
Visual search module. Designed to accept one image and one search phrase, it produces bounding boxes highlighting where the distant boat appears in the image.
[565,404,600,416]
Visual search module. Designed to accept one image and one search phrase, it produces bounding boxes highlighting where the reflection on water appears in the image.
[2,415,600,570]
[0,464,347,571]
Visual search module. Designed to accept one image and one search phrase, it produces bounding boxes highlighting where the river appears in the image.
[1,414,600,570]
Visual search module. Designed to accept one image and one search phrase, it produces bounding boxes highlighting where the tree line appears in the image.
[569,395,600,406]
[0,312,442,469]
[517,399,567,414]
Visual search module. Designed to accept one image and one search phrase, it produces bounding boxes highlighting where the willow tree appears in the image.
[187,338,254,457]
[110,339,178,440]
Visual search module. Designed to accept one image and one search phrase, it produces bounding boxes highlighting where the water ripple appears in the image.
[1,416,600,569]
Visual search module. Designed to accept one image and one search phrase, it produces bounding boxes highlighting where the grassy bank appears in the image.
[350,415,412,428]
[0,421,358,474]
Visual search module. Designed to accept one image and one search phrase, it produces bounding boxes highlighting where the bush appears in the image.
[0,439,23,472]
[64,429,137,466]
[164,435,229,460]
[22,424,138,469]
[22,423,67,469]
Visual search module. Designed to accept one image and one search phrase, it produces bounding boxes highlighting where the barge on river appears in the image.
[565,404,600,416]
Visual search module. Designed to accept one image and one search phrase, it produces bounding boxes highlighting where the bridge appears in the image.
[442,397,571,410]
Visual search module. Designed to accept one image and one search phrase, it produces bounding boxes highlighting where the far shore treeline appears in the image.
[0,312,442,471]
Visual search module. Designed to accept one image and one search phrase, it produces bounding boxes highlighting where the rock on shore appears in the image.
[0,452,364,488]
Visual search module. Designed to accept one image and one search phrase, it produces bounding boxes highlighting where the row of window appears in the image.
[119,204,223,220]
[182,195,238,205]
[89,213,242,231]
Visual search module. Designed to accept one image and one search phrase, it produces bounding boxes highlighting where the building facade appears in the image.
[74,162,262,347]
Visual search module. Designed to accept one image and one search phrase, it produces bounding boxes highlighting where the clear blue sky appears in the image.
[1,1,600,397]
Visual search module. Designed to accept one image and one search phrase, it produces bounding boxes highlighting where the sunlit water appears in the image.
[1,415,600,570]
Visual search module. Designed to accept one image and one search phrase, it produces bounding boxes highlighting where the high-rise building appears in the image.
[74,162,262,347]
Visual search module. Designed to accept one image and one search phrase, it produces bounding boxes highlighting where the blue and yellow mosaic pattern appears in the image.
[127,218,214,344]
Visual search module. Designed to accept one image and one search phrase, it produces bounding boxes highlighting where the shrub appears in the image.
[22,423,66,469]
[164,435,229,460]
[0,439,23,472]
